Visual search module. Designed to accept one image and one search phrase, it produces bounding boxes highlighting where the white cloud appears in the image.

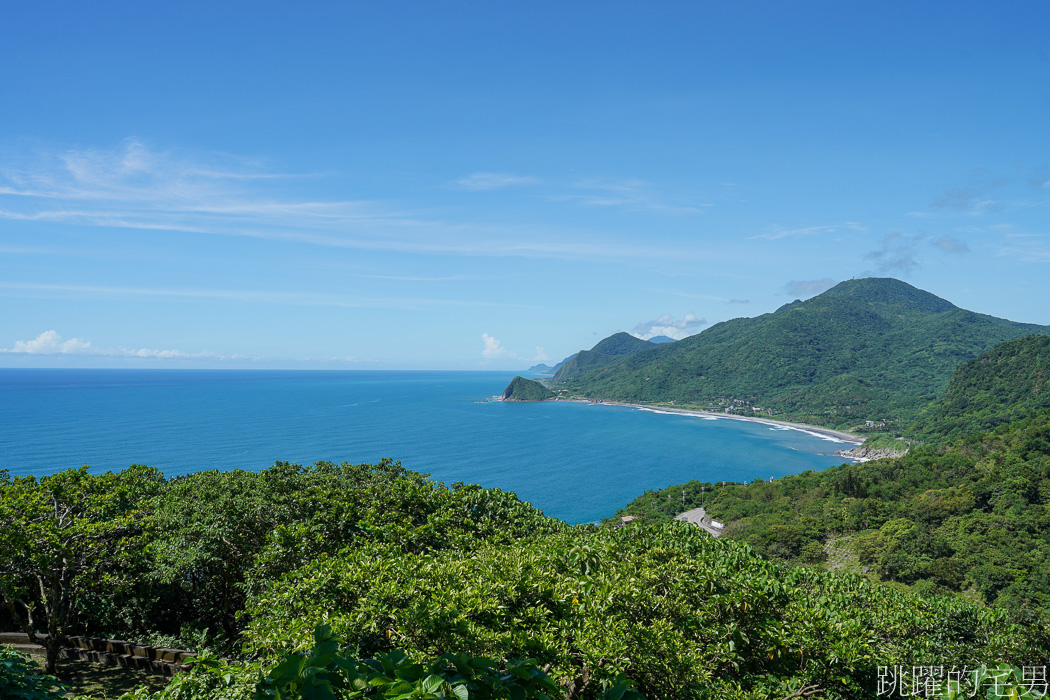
[533,346,549,362]
[0,330,222,359]
[631,313,706,341]
[481,333,512,358]
[7,330,93,354]
[453,172,536,190]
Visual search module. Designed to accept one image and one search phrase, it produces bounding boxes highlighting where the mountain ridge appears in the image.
[554,278,1050,429]
[551,331,654,383]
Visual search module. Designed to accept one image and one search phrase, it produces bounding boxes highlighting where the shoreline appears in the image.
[555,398,865,445]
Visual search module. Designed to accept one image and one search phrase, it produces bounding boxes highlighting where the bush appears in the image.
[0,648,68,700]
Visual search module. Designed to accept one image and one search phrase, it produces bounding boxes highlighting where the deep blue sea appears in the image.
[0,369,854,524]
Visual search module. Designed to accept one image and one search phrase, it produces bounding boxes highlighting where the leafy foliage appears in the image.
[255,624,580,700]
[0,647,69,700]
[149,459,562,648]
[245,524,1048,699]
[5,451,1050,699]
[0,464,163,673]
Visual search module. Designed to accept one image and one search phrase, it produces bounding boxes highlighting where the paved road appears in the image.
[674,506,723,537]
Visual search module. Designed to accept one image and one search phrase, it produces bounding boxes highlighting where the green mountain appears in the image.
[551,331,653,383]
[501,375,555,401]
[526,363,555,374]
[909,334,1050,440]
[557,278,1050,429]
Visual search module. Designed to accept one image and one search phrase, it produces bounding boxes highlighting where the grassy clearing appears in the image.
[12,647,171,699]
[823,536,863,574]
[55,657,171,699]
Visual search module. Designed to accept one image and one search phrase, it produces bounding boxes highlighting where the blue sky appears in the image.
[2,1,1048,369]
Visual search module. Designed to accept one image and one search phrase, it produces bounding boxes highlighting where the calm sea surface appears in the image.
[0,369,852,524]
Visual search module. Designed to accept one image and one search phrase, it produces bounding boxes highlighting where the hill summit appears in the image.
[552,332,653,383]
[501,376,555,402]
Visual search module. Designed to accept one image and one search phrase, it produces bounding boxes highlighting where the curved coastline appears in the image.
[556,399,864,445]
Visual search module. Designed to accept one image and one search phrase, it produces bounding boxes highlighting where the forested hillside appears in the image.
[619,409,1050,624]
[4,459,1048,699]
[552,332,654,383]
[909,334,1050,441]
[555,279,1049,429]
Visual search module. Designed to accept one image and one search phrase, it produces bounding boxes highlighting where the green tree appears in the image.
[0,465,160,673]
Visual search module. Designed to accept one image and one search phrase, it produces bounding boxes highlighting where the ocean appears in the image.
[0,369,853,524]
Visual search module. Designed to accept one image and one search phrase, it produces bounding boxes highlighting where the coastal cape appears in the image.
[501,376,555,401]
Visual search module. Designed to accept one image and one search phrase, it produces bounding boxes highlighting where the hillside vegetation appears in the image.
[552,332,654,383]
[555,279,1049,429]
[714,411,1050,618]
[617,341,1050,625]
[909,334,1050,441]
[4,459,1049,699]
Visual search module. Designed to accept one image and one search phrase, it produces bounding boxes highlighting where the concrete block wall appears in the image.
[0,632,194,676]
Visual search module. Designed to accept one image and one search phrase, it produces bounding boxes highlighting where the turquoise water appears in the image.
[0,369,852,524]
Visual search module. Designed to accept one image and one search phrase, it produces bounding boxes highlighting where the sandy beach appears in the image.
[557,399,865,445]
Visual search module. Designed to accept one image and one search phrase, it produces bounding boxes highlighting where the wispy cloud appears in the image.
[0,281,530,311]
[932,236,969,253]
[784,278,838,298]
[995,232,1050,263]
[549,178,709,215]
[453,172,537,190]
[920,166,1050,218]
[861,231,973,276]
[0,141,704,262]
[360,274,474,282]
[750,222,865,241]
[928,169,1010,214]
[863,233,921,276]
[650,289,750,304]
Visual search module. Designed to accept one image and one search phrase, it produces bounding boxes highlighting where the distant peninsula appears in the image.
[501,376,554,401]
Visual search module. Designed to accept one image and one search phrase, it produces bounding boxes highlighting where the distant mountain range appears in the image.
[551,278,1050,429]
